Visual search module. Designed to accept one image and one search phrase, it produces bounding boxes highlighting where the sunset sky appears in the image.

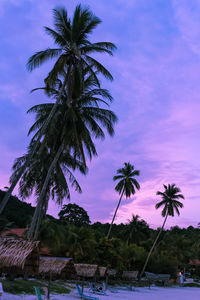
[1,0,200,229]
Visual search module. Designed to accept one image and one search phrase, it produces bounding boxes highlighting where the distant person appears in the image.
[178,271,184,286]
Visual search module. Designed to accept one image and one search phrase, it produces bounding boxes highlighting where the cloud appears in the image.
[1,0,200,228]
[173,0,200,55]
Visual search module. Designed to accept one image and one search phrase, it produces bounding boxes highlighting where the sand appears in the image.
[2,286,200,300]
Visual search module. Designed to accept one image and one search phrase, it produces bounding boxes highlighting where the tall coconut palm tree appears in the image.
[140,183,184,278]
[27,73,117,239]
[107,162,140,239]
[11,141,85,208]
[10,139,85,239]
[0,4,116,215]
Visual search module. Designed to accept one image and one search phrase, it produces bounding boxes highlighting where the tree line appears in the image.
[1,191,198,278]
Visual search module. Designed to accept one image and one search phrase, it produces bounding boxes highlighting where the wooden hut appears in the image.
[0,237,39,275]
[39,256,76,279]
[74,264,100,279]
[99,266,107,278]
[122,270,138,281]
[107,268,117,277]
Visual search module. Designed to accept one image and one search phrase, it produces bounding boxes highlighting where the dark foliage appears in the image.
[59,203,91,226]
[0,190,34,228]
[1,189,200,278]
[0,190,54,230]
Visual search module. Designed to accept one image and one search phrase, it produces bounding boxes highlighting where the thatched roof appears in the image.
[39,256,76,279]
[189,259,200,266]
[122,270,138,280]
[1,228,26,237]
[107,269,117,276]
[0,237,39,274]
[1,228,51,256]
[75,264,99,278]
[99,266,107,277]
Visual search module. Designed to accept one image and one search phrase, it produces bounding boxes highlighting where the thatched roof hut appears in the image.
[0,237,39,275]
[75,264,99,278]
[39,256,76,279]
[122,270,138,280]
[99,266,107,278]
[107,268,117,277]
[1,228,51,256]
[189,259,200,266]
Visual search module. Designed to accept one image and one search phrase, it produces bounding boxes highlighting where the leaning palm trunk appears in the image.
[33,206,43,240]
[140,214,168,278]
[28,143,64,240]
[107,187,125,239]
[0,71,70,215]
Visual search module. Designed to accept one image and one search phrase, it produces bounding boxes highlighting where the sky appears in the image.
[1,0,200,229]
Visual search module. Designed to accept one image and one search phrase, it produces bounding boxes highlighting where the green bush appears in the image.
[2,279,70,295]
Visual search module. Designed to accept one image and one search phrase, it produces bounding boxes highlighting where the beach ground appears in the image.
[2,286,200,300]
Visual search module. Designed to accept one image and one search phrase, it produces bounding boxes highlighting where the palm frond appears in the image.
[44,27,66,47]
[53,7,71,41]
[27,48,62,71]
[85,55,113,81]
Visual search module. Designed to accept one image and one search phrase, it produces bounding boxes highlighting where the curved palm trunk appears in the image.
[106,187,125,239]
[140,213,168,278]
[28,143,64,240]
[0,67,71,215]
[33,206,44,240]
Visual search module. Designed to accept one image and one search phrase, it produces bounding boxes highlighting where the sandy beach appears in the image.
[2,286,200,300]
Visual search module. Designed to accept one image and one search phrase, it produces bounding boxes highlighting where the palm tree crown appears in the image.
[10,140,85,216]
[28,72,117,165]
[27,5,116,87]
[113,162,140,197]
[107,162,140,238]
[156,184,184,217]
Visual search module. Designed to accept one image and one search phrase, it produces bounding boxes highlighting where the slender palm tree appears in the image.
[107,162,140,239]
[27,73,117,239]
[0,4,116,215]
[140,183,184,278]
[10,140,85,239]
[11,141,84,207]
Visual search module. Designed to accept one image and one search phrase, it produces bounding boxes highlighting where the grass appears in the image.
[2,279,70,295]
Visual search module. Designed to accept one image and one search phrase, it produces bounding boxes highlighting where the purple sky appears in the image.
[1,0,200,229]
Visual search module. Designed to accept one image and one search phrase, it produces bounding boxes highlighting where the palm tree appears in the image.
[27,72,117,239]
[38,218,67,255]
[10,139,85,239]
[107,162,140,239]
[0,4,116,215]
[125,214,149,245]
[140,183,184,278]
[65,225,97,262]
